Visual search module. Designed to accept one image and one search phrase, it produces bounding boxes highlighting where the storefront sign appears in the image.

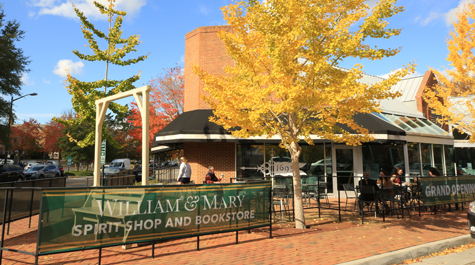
[421,176,475,206]
[37,183,271,254]
[241,161,306,177]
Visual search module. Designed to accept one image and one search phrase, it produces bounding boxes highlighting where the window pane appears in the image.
[407,143,421,177]
[455,148,475,175]
[433,144,444,174]
[444,145,455,176]
[420,143,432,176]
[362,143,404,178]
[236,144,265,179]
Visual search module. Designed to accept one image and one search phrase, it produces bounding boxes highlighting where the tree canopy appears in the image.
[424,3,475,141]
[0,4,30,150]
[128,66,184,154]
[194,0,414,228]
[55,0,148,148]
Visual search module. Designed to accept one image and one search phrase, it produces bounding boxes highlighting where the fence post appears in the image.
[0,189,10,264]
[6,189,13,235]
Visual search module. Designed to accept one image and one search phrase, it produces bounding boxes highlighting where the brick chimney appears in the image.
[184,25,234,112]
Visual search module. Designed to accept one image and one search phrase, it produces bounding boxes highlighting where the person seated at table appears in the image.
[391,167,406,186]
[428,167,441,177]
[205,166,222,184]
[358,172,380,211]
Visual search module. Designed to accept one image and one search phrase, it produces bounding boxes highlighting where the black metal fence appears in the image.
[153,167,179,183]
[231,175,474,224]
[103,175,135,186]
[0,182,273,265]
[0,177,67,227]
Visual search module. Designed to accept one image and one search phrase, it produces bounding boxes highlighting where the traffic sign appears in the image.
[101,140,106,165]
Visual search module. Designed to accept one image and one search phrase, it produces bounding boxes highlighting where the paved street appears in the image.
[65,176,93,187]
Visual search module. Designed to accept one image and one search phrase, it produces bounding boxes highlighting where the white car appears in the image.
[24,162,42,170]
[0,159,14,165]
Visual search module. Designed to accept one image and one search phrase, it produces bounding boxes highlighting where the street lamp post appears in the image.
[4,93,38,164]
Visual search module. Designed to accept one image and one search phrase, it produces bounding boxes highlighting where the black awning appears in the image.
[151,109,406,150]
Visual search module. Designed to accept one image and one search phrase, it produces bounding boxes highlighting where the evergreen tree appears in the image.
[0,4,30,150]
[55,0,148,148]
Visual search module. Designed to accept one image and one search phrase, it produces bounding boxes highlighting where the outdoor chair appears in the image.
[272,184,291,222]
[393,185,411,218]
[342,184,357,211]
[358,185,379,224]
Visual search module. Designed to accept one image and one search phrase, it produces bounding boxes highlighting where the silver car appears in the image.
[24,164,61,179]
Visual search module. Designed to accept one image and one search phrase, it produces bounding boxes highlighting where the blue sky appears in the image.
[2,0,470,124]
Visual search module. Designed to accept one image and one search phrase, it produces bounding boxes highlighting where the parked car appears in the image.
[46,160,64,176]
[469,201,475,238]
[24,161,42,171]
[132,165,153,182]
[24,164,61,179]
[100,167,134,177]
[0,164,25,182]
[0,159,14,165]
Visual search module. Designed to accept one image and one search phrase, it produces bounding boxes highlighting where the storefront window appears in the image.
[433,144,444,174]
[444,145,455,176]
[236,144,265,179]
[407,143,421,177]
[420,143,432,176]
[455,148,475,175]
[264,143,325,184]
[362,143,404,178]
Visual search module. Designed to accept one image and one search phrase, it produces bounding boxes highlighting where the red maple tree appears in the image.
[42,120,66,158]
[10,118,43,157]
[128,66,184,153]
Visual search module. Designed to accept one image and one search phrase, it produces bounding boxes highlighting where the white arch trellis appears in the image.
[93,85,151,186]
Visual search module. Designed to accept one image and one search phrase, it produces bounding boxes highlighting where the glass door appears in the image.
[332,145,356,193]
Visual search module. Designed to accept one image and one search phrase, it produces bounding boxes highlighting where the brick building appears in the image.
[152,26,459,191]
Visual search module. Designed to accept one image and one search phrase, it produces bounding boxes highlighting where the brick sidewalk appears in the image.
[0,201,469,265]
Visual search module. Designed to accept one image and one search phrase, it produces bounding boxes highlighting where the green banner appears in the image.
[421,176,475,206]
[37,182,271,255]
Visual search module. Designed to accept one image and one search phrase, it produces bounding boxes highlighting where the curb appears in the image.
[339,234,475,265]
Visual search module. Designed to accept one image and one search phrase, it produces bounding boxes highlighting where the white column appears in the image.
[141,91,150,185]
[93,101,109,187]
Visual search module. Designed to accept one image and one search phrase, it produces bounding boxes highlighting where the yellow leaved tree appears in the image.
[193,0,414,229]
[424,3,475,140]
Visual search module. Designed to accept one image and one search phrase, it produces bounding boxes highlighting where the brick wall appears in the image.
[184,25,234,112]
[184,142,235,184]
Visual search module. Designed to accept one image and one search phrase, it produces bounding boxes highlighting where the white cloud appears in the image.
[21,73,34,86]
[53,59,84,77]
[43,78,51,84]
[180,54,185,63]
[378,68,422,79]
[199,4,209,16]
[29,0,147,20]
[444,0,473,26]
[421,11,442,26]
[415,0,475,27]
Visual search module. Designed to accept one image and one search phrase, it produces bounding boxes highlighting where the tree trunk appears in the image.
[289,141,306,229]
